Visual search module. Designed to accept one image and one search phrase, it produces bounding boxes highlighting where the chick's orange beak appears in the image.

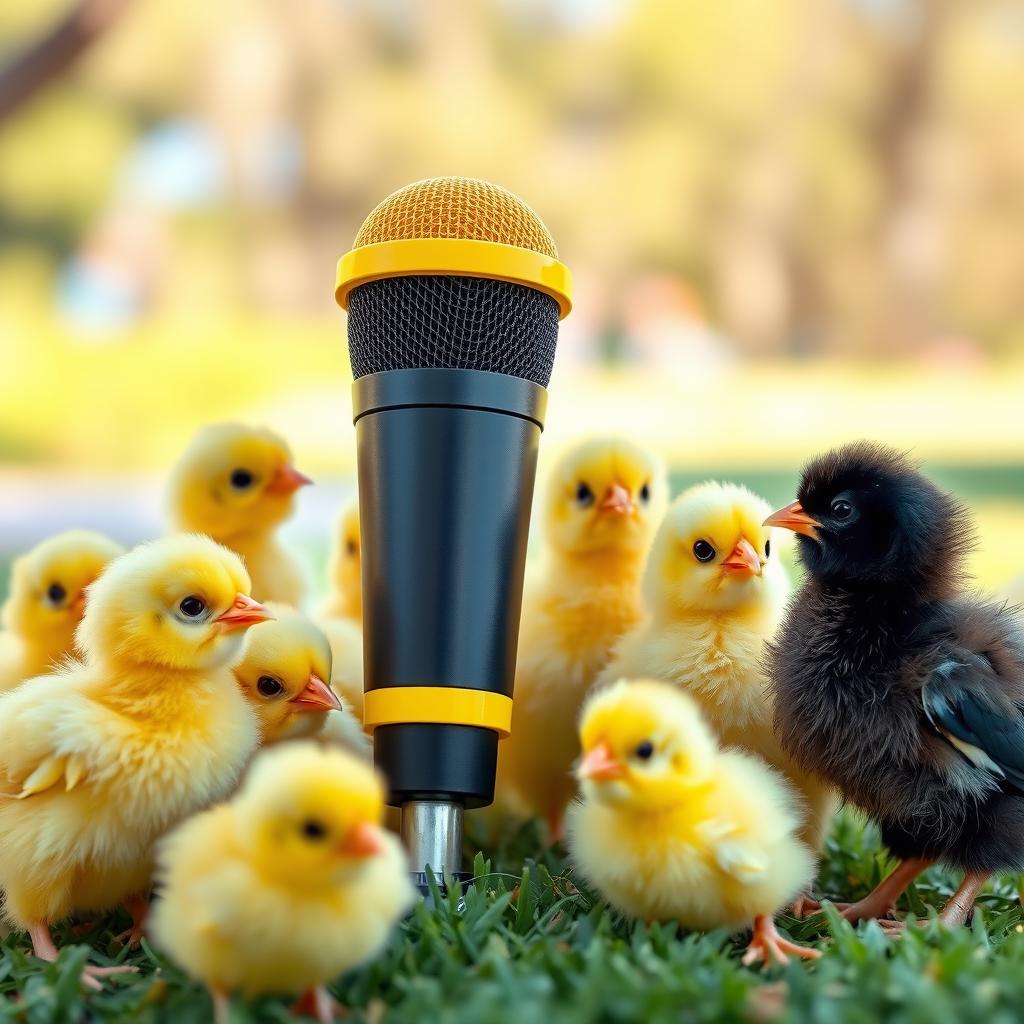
[599,483,635,516]
[215,594,273,629]
[339,821,383,858]
[69,590,88,616]
[764,500,821,541]
[577,739,625,781]
[291,672,342,713]
[265,464,313,495]
[721,537,762,577]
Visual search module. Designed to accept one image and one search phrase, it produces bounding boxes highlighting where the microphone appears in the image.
[335,177,572,889]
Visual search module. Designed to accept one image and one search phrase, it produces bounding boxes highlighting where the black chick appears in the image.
[765,441,1024,926]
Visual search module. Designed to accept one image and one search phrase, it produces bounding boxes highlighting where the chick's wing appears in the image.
[922,653,1024,792]
[0,674,97,798]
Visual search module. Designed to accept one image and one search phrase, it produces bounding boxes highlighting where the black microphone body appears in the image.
[355,368,545,811]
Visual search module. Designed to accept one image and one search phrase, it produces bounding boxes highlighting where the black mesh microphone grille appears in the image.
[347,275,559,387]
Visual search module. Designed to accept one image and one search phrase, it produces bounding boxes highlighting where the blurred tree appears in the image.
[2,0,1024,358]
[0,0,129,122]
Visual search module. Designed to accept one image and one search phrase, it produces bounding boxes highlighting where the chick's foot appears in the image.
[838,857,932,924]
[741,915,821,966]
[27,922,137,992]
[855,873,988,938]
[790,893,822,917]
[112,892,149,948]
[83,964,139,983]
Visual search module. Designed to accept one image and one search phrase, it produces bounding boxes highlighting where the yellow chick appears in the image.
[318,615,365,723]
[496,437,667,838]
[0,534,266,987]
[594,483,836,860]
[234,603,369,759]
[151,741,413,1024]
[320,501,362,623]
[0,529,124,692]
[567,679,818,965]
[167,423,312,605]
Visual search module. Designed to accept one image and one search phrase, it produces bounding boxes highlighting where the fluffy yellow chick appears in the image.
[320,501,362,623]
[234,603,368,759]
[567,679,818,965]
[167,423,312,605]
[0,529,124,692]
[0,534,266,987]
[151,741,413,1024]
[497,437,667,838]
[595,483,836,860]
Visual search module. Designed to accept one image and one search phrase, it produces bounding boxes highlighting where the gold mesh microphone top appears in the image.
[354,177,559,258]
[336,177,572,318]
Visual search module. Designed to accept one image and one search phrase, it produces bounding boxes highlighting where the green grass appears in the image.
[3,810,1024,1023]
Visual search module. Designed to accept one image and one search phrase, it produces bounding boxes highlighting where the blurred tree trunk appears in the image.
[0,0,131,122]
[712,0,843,357]
[874,0,947,354]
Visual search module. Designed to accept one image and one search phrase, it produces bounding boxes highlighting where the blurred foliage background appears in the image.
[2,0,1024,598]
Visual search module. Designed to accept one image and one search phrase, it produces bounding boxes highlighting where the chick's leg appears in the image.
[545,806,566,846]
[938,871,990,926]
[27,922,60,962]
[293,985,341,1023]
[211,987,231,1024]
[741,915,821,966]
[113,892,149,948]
[839,857,933,924]
[28,922,97,992]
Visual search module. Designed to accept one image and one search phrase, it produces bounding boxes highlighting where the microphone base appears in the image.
[401,799,465,897]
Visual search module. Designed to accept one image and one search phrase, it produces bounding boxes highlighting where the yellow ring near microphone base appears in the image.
[335,237,572,319]
[363,686,513,737]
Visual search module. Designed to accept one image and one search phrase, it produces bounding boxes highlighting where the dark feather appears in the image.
[920,610,1024,793]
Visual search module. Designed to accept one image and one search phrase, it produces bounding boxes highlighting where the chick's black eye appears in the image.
[345,539,358,557]
[179,596,206,618]
[831,499,853,520]
[634,740,655,761]
[693,540,716,563]
[230,468,254,489]
[46,582,66,605]
[576,482,594,507]
[639,482,651,504]
[764,539,771,558]
[301,819,327,841]
[256,676,283,697]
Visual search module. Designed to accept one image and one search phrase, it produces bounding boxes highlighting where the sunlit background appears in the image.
[2,0,1024,600]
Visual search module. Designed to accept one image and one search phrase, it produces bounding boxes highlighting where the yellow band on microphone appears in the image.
[335,237,573,319]
[363,686,513,737]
